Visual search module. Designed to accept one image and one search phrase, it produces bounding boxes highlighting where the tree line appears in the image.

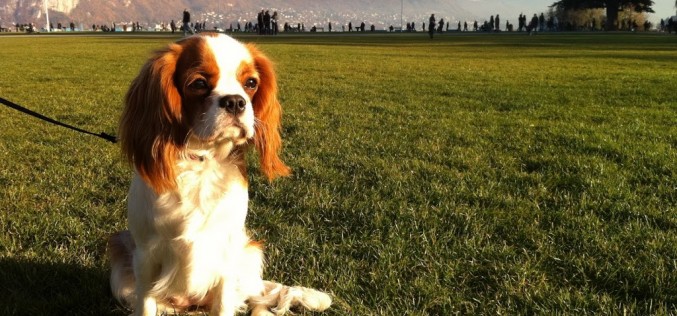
[551,0,657,31]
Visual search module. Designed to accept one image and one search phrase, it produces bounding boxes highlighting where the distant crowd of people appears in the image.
[387,12,677,36]
[3,7,675,35]
[255,9,279,35]
[659,18,677,33]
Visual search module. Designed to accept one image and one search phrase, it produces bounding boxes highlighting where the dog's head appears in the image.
[119,33,290,193]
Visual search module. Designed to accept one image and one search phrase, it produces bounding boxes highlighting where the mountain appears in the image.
[0,0,480,29]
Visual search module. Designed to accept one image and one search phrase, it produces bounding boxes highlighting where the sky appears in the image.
[463,0,676,24]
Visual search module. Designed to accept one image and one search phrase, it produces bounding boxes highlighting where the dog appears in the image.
[107,33,331,316]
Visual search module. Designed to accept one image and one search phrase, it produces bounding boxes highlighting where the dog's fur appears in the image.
[107,33,330,316]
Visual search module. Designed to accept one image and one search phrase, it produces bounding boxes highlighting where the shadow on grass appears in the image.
[0,257,125,315]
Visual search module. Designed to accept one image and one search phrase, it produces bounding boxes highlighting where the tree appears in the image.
[551,0,654,30]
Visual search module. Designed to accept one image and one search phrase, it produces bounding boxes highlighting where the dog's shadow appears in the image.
[0,257,125,315]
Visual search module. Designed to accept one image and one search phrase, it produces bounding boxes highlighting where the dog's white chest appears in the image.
[128,157,251,298]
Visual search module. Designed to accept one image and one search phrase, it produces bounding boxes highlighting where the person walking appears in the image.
[182,9,194,36]
[272,11,279,35]
[257,10,264,35]
[264,10,271,35]
[428,14,435,39]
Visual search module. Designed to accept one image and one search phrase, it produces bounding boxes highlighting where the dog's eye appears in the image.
[244,78,258,90]
[190,79,208,90]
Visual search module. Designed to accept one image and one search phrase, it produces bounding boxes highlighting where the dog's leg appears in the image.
[211,241,266,316]
[240,241,270,315]
[210,277,238,316]
[108,231,136,307]
[132,249,158,316]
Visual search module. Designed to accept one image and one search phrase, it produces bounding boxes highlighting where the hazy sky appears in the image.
[463,0,676,23]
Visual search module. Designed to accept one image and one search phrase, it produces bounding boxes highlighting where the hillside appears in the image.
[0,0,475,29]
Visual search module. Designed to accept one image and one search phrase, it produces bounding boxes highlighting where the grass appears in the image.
[0,32,675,315]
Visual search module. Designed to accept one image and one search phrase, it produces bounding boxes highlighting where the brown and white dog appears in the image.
[107,33,331,316]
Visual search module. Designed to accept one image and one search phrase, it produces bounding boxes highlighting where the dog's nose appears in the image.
[219,95,246,115]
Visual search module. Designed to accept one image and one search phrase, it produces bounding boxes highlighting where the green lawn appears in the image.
[0,32,675,315]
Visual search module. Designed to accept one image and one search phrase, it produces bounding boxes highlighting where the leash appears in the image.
[0,96,117,144]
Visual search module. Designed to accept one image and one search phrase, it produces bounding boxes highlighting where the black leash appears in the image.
[0,96,117,144]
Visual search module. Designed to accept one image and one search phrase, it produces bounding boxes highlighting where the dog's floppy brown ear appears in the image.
[119,43,187,193]
[247,44,291,181]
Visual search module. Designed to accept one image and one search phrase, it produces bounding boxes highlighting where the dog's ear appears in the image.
[247,44,291,181]
[119,44,186,193]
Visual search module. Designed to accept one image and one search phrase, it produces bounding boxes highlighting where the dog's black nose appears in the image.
[219,95,246,115]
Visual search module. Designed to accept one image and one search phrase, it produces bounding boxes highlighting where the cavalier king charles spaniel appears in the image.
[107,33,331,316]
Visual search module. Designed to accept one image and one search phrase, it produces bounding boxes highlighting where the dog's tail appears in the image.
[107,230,137,307]
[249,280,332,316]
